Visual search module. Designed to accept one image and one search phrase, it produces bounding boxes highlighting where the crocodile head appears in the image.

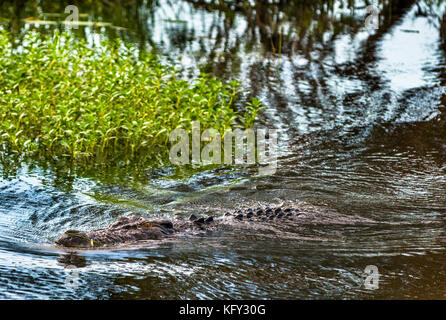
[55,217,177,248]
[55,230,91,248]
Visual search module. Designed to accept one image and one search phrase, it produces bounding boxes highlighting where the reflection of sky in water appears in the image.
[150,0,248,75]
[377,3,445,92]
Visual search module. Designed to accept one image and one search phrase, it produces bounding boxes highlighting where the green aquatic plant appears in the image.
[0,31,261,164]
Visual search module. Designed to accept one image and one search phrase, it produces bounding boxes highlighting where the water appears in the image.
[0,0,446,299]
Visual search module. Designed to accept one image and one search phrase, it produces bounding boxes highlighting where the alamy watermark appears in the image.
[363,265,379,290]
[365,5,379,31]
[169,121,278,176]
[64,5,79,30]
[65,267,80,290]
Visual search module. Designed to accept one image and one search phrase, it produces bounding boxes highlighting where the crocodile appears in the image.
[55,206,305,248]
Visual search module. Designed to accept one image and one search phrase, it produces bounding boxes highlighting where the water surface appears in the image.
[0,0,446,299]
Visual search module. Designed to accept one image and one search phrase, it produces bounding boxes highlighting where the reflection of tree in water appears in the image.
[2,1,439,70]
[0,0,159,52]
[0,1,425,57]
[177,0,429,134]
[187,0,355,56]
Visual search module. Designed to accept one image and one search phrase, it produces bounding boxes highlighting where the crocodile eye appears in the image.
[56,230,89,247]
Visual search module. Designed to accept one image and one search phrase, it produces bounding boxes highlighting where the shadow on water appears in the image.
[0,0,446,299]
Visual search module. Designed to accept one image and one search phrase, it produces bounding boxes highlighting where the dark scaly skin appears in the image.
[55,207,303,248]
[55,215,179,248]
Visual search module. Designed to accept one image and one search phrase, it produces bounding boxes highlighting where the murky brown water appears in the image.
[0,0,446,299]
